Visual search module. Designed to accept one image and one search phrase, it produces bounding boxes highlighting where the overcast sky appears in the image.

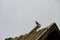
[0,0,60,40]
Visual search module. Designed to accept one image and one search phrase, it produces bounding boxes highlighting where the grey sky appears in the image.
[0,0,60,40]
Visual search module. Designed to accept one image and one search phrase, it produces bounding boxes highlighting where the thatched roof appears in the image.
[5,22,60,40]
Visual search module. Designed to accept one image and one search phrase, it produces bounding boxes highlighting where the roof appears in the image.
[5,22,60,40]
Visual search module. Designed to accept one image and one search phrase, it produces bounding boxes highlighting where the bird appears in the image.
[35,21,41,27]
